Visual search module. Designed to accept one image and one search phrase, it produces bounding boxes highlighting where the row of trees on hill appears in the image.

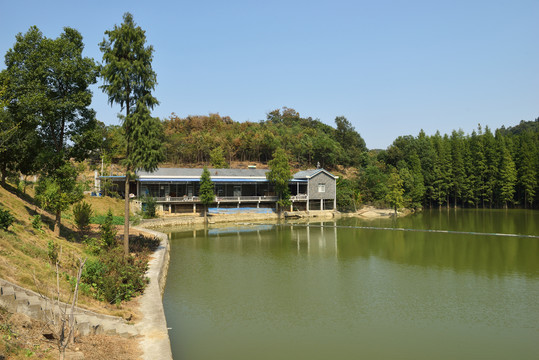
[338,121,538,210]
[158,109,539,210]
[162,108,367,168]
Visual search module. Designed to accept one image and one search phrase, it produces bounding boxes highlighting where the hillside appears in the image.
[0,183,136,317]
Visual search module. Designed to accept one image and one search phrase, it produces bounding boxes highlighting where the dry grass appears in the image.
[0,182,156,358]
[78,194,126,218]
[0,309,141,359]
[0,184,143,319]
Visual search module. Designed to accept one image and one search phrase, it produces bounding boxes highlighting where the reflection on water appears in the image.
[163,209,539,360]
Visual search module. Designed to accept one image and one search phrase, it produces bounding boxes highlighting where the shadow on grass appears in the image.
[128,234,160,254]
[3,183,37,207]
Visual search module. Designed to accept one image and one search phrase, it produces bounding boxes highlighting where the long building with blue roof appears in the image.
[99,166,337,214]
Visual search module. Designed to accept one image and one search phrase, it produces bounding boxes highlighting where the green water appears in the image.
[162,209,539,360]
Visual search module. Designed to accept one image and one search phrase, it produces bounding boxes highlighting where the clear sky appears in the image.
[1,0,537,149]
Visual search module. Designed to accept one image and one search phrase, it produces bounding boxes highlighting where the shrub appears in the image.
[83,236,101,255]
[47,240,58,264]
[81,247,149,304]
[142,196,157,219]
[0,207,14,231]
[100,209,117,249]
[73,201,93,234]
[31,214,42,231]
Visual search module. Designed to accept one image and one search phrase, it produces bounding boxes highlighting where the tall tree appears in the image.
[416,130,437,207]
[35,163,85,234]
[334,116,366,166]
[431,132,452,208]
[210,146,229,168]
[469,129,486,208]
[482,126,497,207]
[199,167,215,223]
[3,26,98,234]
[497,137,517,208]
[517,131,537,207]
[450,130,466,208]
[100,12,164,255]
[385,167,404,214]
[266,148,292,214]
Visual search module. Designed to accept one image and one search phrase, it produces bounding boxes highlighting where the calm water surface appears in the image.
[163,209,539,360]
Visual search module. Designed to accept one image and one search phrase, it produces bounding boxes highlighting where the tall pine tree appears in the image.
[100,13,164,255]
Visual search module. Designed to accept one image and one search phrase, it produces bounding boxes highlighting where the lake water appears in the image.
[162,209,539,360]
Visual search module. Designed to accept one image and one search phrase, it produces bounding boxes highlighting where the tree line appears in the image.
[158,112,538,211]
[345,121,539,211]
[161,107,367,168]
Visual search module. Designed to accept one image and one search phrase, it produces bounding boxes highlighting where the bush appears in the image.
[31,214,42,231]
[0,207,14,231]
[81,247,149,304]
[73,201,93,234]
[47,240,58,264]
[100,209,117,249]
[83,236,102,256]
[142,196,157,219]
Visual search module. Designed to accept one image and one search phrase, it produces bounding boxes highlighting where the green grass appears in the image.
[90,214,126,225]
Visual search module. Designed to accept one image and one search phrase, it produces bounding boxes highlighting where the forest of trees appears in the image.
[160,107,367,168]
[152,111,537,211]
[91,108,539,211]
[366,121,539,210]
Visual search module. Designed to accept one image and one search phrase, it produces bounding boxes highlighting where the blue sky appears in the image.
[1,0,537,149]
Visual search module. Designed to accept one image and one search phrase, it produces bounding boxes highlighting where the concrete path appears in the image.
[134,227,173,360]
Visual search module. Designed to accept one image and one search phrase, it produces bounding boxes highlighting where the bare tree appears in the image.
[35,256,87,360]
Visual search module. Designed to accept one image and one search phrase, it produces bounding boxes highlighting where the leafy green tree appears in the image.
[336,177,358,212]
[334,116,366,166]
[100,12,164,255]
[199,167,215,222]
[35,163,85,235]
[266,148,292,213]
[385,167,404,214]
[210,147,229,168]
[358,154,389,204]
[1,27,45,183]
[3,26,98,232]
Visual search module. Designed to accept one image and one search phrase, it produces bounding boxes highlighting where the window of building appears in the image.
[318,184,325,193]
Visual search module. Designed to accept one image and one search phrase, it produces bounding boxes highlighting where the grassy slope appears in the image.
[0,183,136,319]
